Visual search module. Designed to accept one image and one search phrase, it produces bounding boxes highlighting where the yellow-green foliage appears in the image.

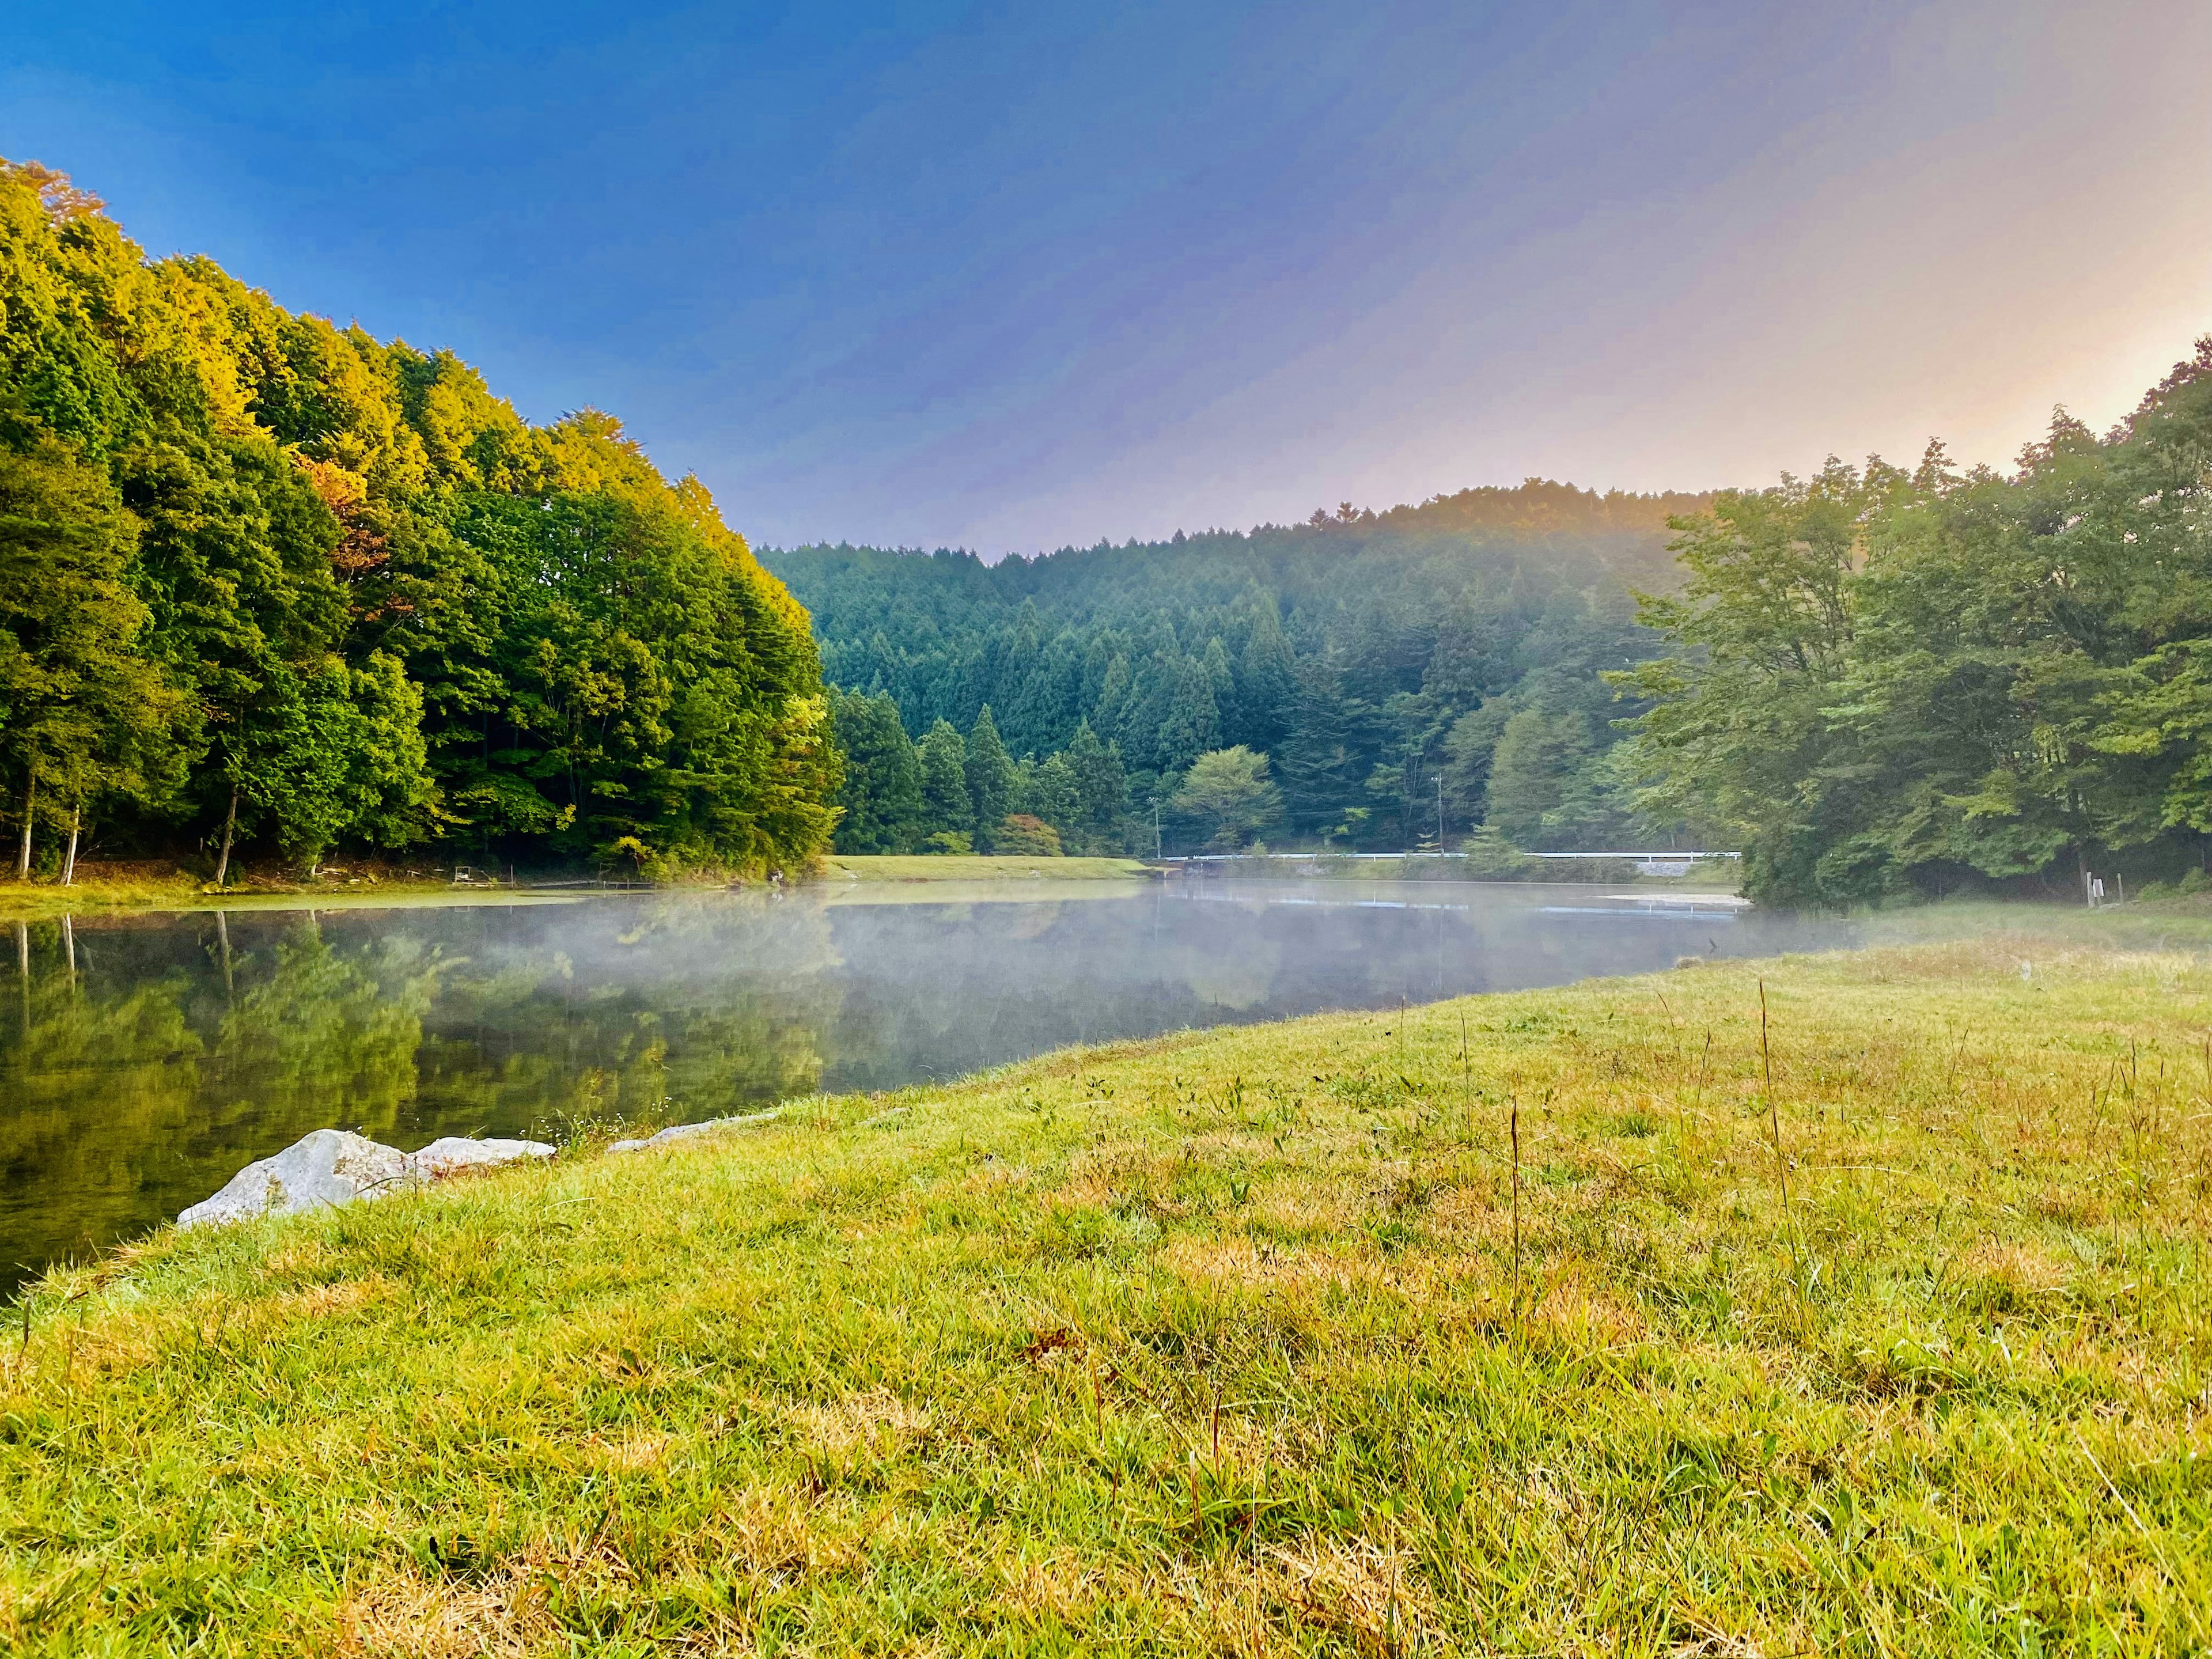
[0,158,837,875]
[3,939,2210,1654]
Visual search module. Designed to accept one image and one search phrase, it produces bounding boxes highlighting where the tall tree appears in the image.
[829,687,926,853]
[1172,747,1284,851]
[964,704,1017,850]
[917,719,971,843]
[0,433,179,876]
[1063,719,1128,851]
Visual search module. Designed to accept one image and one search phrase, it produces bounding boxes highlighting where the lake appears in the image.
[0,877,1847,1294]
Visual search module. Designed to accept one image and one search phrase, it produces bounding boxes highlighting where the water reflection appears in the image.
[1,881,1847,1292]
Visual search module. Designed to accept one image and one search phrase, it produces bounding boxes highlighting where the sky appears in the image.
[4,0,2207,555]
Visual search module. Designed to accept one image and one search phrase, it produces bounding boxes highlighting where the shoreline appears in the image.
[5,925,2207,1650]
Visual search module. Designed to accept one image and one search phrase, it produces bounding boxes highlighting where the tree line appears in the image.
[1619,340,2212,907]
[772,483,1710,855]
[0,159,837,882]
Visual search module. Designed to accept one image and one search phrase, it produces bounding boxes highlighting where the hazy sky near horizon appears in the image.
[5,1,2206,555]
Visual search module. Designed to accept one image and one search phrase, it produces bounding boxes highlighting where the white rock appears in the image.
[406,1137,555,1177]
[177,1130,410,1229]
[607,1108,782,1154]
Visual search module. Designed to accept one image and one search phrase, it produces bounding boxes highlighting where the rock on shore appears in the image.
[177,1130,554,1229]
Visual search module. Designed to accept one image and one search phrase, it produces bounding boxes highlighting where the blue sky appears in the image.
[4,1,2206,553]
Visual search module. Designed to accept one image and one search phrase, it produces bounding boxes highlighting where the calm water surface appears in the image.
[1,877,1849,1293]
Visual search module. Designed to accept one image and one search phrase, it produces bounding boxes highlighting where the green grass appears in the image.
[0,873,537,922]
[0,873,211,921]
[819,854,1157,882]
[5,936,2211,1654]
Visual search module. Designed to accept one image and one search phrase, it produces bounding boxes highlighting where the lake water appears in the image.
[0,877,1848,1294]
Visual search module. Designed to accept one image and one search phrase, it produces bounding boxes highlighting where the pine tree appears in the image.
[964,704,1018,851]
[1155,656,1221,775]
[829,688,926,852]
[1063,719,1128,851]
[1236,596,1298,749]
[1274,658,1359,834]
[917,719,971,842]
[1026,752,1081,844]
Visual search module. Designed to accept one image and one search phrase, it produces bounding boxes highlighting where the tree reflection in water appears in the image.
[2,883,1844,1294]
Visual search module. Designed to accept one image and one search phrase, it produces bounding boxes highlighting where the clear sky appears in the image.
[4,1,2206,555]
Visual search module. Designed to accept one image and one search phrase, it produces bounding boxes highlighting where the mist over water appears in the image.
[0,879,1849,1294]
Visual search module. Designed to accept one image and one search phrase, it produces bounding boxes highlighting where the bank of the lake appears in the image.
[0,873,543,923]
[4,931,2207,1654]
[0,854,1156,922]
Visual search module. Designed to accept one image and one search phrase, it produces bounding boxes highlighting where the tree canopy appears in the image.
[770,483,1705,853]
[0,158,835,879]
[1618,343,2212,906]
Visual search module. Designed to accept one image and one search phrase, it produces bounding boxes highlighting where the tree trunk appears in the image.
[15,775,32,880]
[61,806,81,887]
[214,785,238,888]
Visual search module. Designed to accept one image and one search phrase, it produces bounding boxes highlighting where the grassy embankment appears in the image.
[0,855,1156,921]
[5,932,2211,1653]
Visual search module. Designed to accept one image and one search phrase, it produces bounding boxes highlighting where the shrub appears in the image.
[996,814,1062,856]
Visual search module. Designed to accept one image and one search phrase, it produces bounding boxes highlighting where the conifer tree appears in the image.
[1156,656,1222,776]
[829,688,926,853]
[1026,752,1081,845]
[1063,719,1128,851]
[917,719,971,843]
[964,704,1018,850]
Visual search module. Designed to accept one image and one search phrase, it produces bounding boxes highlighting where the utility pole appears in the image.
[1437,770,1446,847]
[1153,800,1163,860]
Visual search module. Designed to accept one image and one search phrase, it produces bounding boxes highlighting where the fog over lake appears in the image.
[1,878,1849,1293]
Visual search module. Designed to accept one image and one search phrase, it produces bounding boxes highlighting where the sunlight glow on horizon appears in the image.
[3,0,2205,554]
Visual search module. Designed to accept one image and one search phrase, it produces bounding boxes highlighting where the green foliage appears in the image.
[828,687,926,853]
[916,720,971,840]
[1623,344,2212,905]
[963,704,1017,850]
[0,159,834,878]
[768,485,1703,851]
[994,812,1062,855]
[1171,745,1285,850]
[0,433,180,863]
[1021,751,1081,842]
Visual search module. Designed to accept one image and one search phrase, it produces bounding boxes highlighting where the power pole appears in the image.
[1437,770,1446,847]
[1153,800,1163,860]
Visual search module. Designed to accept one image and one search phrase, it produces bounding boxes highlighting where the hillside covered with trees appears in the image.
[768,483,1711,855]
[0,159,837,882]
[1620,341,2212,907]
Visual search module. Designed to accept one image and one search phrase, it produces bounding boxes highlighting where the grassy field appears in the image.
[3,935,2210,1654]
[819,854,1157,882]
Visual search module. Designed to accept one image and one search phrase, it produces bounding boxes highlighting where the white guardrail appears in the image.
[1157,850,1739,876]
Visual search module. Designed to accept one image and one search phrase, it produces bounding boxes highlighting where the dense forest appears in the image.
[768,483,1712,855]
[0,159,837,882]
[777,342,2212,904]
[10,157,2206,903]
[1620,342,2212,907]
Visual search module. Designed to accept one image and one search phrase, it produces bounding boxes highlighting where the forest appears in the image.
[778,342,2212,904]
[0,158,837,882]
[770,482,1710,856]
[8,155,2210,904]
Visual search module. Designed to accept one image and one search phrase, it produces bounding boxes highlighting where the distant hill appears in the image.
[764,479,1714,850]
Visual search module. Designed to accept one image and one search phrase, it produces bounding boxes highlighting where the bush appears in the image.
[996,815,1062,856]
[922,830,974,855]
